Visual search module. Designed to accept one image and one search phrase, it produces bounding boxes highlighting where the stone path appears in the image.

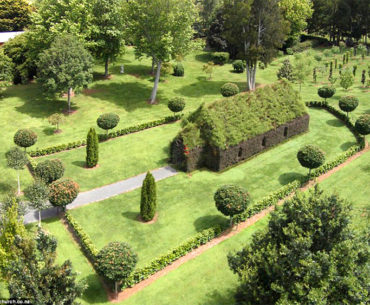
[23,166,178,224]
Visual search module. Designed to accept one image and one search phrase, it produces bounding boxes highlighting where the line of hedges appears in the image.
[28,114,182,157]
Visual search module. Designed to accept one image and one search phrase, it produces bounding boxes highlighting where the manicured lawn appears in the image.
[69,107,356,268]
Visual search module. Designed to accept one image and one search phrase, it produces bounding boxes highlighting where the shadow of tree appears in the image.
[80,274,108,304]
[278,172,305,185]
[72,160,86,168]
[202,288,236,305]
[340,141,357,151]
[195,53,213,63]
[326,119,344,127]
[122,211,140,222]
[193,214,228,232]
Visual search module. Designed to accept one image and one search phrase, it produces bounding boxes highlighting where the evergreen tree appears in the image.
[361,70,366,86]
[86,128,99,168]
[140,172,157,222]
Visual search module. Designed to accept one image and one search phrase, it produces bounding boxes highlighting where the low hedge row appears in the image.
[26,154,37,174]
[29,114,182,157]
[121,226,223,289]
[65,211,99,261]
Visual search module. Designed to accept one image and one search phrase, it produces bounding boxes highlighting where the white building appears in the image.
[0,31,24,46]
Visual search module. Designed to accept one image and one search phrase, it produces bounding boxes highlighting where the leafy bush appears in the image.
[338,96,359,117]
[97,113,120,134]
[314,54,322,62]
[14,129,37,150]
[297,145,326,174]
[277,59,294,81]
[318,86,336,102]
[86,128,99,168]
[35,159,65,184]
[5,147,28,171]
[140,172,157,222]
[211,52,229,65]
[160,62,173,77]
[331,46,340,54]
[220,83,239,97]
[291,41,312,53]
[355,114,370,136]
[49,179,79,210]
[232,60,244,73]
[173,63,184,77]
[48,113,64,132]
[168,97,185,114]
[340,68,354,90]
[286,48,293,55]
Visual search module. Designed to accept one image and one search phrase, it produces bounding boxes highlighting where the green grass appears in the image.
[69,107,356,268]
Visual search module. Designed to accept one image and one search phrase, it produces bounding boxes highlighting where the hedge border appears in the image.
[28,114,182,157]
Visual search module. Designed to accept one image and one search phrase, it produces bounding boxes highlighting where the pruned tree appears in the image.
[297,144,325,175]
[140,172,157,222]
[355,114,370,136]
[86,128,99,168]
[48,179,80,211]
[338,96,359,118]
[13,129,37,151]
[48,113,64,133]
[24,180,49,227]
[35,159,65,185]
[5,147,28,195]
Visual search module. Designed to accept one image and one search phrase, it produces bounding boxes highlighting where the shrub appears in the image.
[86,128,99,168]
[361,70,366,86]
[160,62,173,77]
[173,63,184,77]
[331,46,340,54]
[258,61,266,70]
[338,96,359,117]
[49,179,79,210]
[318,86,336,102]
[5,147,29,194]
[297,145,325,175]
[278,50,284,57]
[140,172,157,222]
[35,159,64,184]
[340,68,354,90]
[48,113,64,132]
[355,114,370,136]
[220,83,239,97]
[14,129,37,150]
[202,61,215,80]
[286,48,293,55]
[314,54,322,62]
[168,97,185,114]
[211,52,229,65]
[277,59,294,81]
[97,113,120,134]
[232,60,244,73]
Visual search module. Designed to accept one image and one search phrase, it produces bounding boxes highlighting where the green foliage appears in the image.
[0,0,32,32]
[232,60,245,73]
[286,48,293,55]
[48,179,80,210]
[168,97,186,114]
[160,62,173,77]
[48,113,64,132]
[220,83,240,97]
[173,62,185,77]
[97,113,120,134]
[317,86,336,102]
[361,70,366,86]
[293,54,312,91]
[24,180,49,212]
[5,147,28,171]
[214,185,250,220]
[35,159,65,184]
[355,114,370,136]
[0,49,14,96]
[202,61,215,79]
[211,52,230,65]
[297,144,325,173]
[277,59,294,81]
[140,172,157,222]
[86,128,99,168]
[338,96,359,117]
[13,129,37,150]
[228,187,369,305]
[340,68,354,90]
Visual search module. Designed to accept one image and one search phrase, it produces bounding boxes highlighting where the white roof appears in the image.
[0,31,24,43]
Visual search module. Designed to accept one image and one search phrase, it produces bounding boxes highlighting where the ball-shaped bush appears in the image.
[214,185,250,218]
[35,159,65,184]
[318,86,336,102]
[297,145,325,173]
[14,129,38,150]
[221,83,240,97]
[168,97,186,114]
[355,114,370,136]
[48,178,79,210]
[173,63,184,77]
[97,113,120,132]
[232,60,244,73]
[338,96,359,115]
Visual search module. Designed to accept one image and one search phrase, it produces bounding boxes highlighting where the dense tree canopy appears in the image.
[0,0,32,32]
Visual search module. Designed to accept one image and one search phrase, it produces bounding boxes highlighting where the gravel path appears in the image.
[23,166,177,224]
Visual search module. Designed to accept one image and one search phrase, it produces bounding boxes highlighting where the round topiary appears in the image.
[355,114,370,136]
[338,96,359,117]
[173,63,184,77]
[297,145,325,175]
[214,185,250,225]
[221,83,240,97]
[97,113,120,134]
[14,129,38,150]
[168,97,185,114]
[35,159,65,184]
[232,60,244,73]
[318,86,336,102]
[48,178,79,210]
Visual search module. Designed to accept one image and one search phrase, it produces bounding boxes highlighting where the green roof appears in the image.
[179,80,308,149]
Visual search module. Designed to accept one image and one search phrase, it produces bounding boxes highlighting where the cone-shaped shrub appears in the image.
[86,128,99,168]
[140,172,157,221]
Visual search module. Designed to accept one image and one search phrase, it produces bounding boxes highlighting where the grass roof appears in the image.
[179,80,308,149]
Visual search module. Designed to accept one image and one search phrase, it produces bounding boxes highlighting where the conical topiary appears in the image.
[86,128,99,168]
[140,172,157,221]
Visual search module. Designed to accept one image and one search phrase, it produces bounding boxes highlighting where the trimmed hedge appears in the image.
[28,114,183,157]
[211,52,230,65]
[220,83,240,97]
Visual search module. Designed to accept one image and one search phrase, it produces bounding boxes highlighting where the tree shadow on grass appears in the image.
[194,215,228,232]
[278,172,305,185]
[0,182,15,194]
[80,274,108,304]
[72,161,86,168]
[326,119,344,127]
[43,127,55,136]
[195,53,212,63]
[340,141,357,151]
[122,211,140,222]
[203,288,236,305]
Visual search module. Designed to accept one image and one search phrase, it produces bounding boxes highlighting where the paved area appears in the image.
[23,166,178,224]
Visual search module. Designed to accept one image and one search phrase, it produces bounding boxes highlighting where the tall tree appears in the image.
[90,0,126,77]
[228,187,369,305]
[37,35,93,113]
[127,0,197,104]
[0,0,32,32]
[223,0,289,90]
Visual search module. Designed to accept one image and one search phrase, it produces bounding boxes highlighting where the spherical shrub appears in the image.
[168,97,185,114]
[97,113,120,133]
[318,86,336,102]
[297,145,325,174]
[355,114,370,136]
[277,59,294,81]
[14,129,38,150]
[35,159,65,184]
[214,185,250,218]
[221,83,240,97]
[232,60,244,73]
[338,96,359,116]
[49,178,79,210]
[173,63,184,77]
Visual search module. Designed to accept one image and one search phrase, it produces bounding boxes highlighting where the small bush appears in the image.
[277,59,294,81]
[173,63,184,77]
[340,68,354,90]
[318,86,336,102]
[314,54,322,62]
[338,96,359,117]
[14,129,37,150]
[211,52,230,65]
[220,83,239,97]
[232,60,244,73]
[168,97,185,114]
[97,113,120,134]
[278,51,284,57]
[35,159,65,184]
[297,145,325,174]
[355,114,370,136]
[49,179,79,210]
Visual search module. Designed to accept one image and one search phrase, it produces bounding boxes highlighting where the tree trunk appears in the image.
[104,58,109,78]
[229,217,233,227]
[246,63,257,91]
[38,210,41,227]
[17,171,21,195]
[309,168,312,176]
[151,58,156,75]
[67,88,72,114]
[149,60,162,104]
[115,281,118,299]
